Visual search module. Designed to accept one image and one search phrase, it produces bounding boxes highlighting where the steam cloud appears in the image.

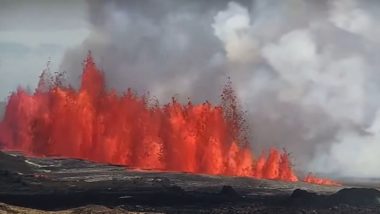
[59,0,380,178]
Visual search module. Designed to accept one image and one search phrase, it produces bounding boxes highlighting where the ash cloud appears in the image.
[61,0,380,178]
[61,0,253,104]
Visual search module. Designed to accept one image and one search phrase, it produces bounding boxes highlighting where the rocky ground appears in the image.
[0,151,379,213]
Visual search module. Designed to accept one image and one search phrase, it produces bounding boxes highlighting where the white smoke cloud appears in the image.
[212,2,259,64]
[262,29,367,123]
[329,0,372,37]
[212,1,380,177]
[311,109,380,177]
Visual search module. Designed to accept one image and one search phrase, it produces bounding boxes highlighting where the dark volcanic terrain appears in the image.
[0,151,380,213]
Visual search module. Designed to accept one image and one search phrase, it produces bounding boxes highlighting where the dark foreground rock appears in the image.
[0,151,380,213]
[289,188,380,208]
[1,201,380,214]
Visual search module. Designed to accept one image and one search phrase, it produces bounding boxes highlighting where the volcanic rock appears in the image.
[333,188,380,206]
[219,185,240,198]
[0,151,31,174]
[289,188,380,207]
[1,151,380,213]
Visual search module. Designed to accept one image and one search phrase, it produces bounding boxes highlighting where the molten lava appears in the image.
[0,54,338,185]
[303,173,341,186]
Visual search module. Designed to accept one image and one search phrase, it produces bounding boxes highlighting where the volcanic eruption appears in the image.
[0,53,338,185]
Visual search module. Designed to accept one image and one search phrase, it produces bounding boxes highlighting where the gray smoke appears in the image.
[60,0,380,178]
[0,102,5,120]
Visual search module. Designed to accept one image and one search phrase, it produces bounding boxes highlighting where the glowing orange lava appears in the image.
[303,173,341,186]
[0,53,338,185]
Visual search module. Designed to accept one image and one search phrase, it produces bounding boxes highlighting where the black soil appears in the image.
[0,151,379,213]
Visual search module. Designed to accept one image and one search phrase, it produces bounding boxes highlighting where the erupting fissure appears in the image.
[0,53,338,185]
[303,173,340,186]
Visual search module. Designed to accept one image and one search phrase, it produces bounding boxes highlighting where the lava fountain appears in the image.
[0,53,338,185]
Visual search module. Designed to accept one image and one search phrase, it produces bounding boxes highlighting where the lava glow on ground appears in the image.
[0,54,339,186]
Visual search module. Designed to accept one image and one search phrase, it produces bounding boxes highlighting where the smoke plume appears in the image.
[59,0,380,178]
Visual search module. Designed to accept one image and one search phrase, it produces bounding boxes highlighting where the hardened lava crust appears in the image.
[0,151,379,214]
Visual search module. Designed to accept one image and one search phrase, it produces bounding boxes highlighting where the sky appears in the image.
[0,0,90,100]
[2,0,380,178]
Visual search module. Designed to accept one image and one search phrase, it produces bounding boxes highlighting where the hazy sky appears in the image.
[0,0,90,100]
[3,0,380,178]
